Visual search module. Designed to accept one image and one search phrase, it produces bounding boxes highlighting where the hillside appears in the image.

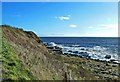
[1,25,119,81]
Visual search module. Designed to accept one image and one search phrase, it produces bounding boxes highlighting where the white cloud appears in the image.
[55,15,71,21]
[99,24,117,29]
[87,24,118,37]
[69,24,77,28]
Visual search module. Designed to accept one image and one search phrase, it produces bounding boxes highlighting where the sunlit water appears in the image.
[41,37,119,63]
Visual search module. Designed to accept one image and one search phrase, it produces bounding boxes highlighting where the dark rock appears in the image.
[105,55,111,59]
[112,65,117,67]
[81,48,85,50]
[72,51,79,54]
[110,59,116,62]
[64,53,69,55]
[106,63,109,66]
[46,46,54,49]
[97,65,100,67]
[79,52,84,54]
[68,50,72,53]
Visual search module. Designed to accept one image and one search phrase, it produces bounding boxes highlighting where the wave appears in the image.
[44,42,119,63]
[58,44,119,63]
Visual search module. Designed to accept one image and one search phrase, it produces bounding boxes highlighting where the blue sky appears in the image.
[2,2,118,37]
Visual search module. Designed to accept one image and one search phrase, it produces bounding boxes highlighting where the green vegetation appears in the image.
[2,39,34,81]
[0,26,2,82]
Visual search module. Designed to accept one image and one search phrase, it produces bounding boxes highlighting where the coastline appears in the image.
[43,42,119,65]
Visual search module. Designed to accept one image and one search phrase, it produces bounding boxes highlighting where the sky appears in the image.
[2,2,118,37]
[1,0,119,2]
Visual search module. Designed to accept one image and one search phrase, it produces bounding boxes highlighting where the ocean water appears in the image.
[41,37,119,63]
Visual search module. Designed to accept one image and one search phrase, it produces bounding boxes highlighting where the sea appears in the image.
[41,37,119,63]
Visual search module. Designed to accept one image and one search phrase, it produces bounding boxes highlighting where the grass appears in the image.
[2,39,35,81]
[0,26,2,82]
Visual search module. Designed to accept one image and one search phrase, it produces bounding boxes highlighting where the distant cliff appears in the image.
[1,25,119,81]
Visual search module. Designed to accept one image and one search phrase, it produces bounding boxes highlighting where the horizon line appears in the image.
[39,36,119,38]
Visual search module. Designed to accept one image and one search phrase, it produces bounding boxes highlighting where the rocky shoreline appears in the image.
[43,42,119,79]
[43,42,119,65]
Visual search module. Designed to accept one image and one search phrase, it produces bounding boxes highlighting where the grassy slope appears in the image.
[2,39,34,81]
[0,26,2,81]
[1,25,119,81]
